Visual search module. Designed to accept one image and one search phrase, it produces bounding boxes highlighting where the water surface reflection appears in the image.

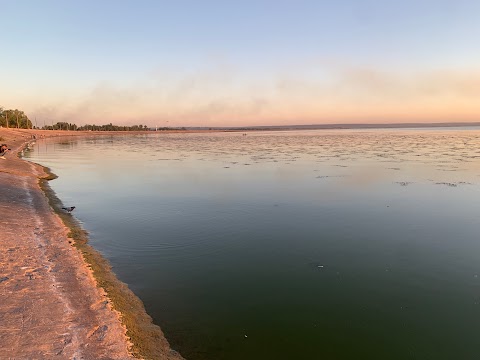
[27,129,480,360]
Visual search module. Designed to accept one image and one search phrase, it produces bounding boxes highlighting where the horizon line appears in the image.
[185,121,480,130]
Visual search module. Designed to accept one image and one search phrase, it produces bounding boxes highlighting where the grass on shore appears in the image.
[39,166,181,360]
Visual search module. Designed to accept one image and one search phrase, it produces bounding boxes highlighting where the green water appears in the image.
[27,129,480,359]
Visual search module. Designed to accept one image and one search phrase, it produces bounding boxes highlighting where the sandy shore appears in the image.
[0,129,184,359]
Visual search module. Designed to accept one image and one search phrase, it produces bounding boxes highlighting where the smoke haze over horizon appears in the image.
[2,0,480,126]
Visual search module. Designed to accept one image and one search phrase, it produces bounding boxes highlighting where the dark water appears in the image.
[26,129,480,359]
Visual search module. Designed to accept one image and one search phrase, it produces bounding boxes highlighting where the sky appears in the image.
[1,0,480,127]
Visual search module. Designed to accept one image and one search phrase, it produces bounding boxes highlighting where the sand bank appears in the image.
[0,129,184,359]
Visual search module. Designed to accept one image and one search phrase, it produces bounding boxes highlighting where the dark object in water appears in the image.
[62,206,76,212]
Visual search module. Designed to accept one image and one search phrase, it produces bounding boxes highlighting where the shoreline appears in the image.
[0,128,184,359]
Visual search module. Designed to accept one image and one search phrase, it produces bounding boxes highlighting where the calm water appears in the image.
[26,129,480,360]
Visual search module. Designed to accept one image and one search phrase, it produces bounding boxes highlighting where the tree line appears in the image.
[42,122,150,131]
[1,106,185,131]
[0,107,33,129]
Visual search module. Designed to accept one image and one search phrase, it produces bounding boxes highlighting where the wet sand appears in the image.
[0,129,184,359]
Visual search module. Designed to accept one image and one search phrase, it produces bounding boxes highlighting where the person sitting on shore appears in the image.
[0,144,11,159]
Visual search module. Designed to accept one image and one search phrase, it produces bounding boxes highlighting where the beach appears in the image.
[0,128,183,359]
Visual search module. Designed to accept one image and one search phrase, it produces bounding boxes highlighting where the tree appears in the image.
[0,107,32,129]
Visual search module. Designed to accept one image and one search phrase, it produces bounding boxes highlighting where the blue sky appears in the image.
[2,0,480,126]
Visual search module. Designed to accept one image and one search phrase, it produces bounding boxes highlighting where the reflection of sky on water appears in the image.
[32,129,480,203]
[26,128,480,360]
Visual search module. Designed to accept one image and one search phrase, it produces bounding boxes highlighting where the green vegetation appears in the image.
[77,123,149,131]
[1,105,187,131]
[0,107,33,129]
[41,122,151,131]
[40,122,187,131]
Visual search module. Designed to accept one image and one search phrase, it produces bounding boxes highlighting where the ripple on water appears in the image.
[24,128,480,360]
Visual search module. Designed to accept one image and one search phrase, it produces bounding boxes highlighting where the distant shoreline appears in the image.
[3,121,480,134]
[188,122,480,131]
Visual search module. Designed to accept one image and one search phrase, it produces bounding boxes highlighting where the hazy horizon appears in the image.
[2,0,480,127]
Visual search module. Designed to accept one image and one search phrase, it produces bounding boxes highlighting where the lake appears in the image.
[26,129,480,359]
